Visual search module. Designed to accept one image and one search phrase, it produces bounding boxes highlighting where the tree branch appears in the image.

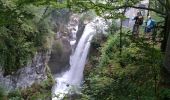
[75,0,166,16]
[127,6,166,15]
[95,3,166,16]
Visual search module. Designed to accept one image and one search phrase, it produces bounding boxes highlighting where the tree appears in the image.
[0,0,67,75]
[162,0,170,75]
[68,0,170,73]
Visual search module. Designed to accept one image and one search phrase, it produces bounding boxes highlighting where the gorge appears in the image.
[52,17,108,100]
[0,0,169,100]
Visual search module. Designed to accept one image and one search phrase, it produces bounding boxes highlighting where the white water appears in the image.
[52,17,108,100]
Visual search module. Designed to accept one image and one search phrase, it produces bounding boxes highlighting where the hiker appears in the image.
[132,11,144,37]
[145,16,156,34]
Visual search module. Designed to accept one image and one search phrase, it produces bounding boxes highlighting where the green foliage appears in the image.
[0,65,54,100]
[0,86,7,100]
[160,88,170,99]
[0,0,55,75]
[4,79,53,100]
[20,65,54,100]
[79,11,96,22]
[82,31,163,100]
[69,0,141,18]
[12,79,53,100]
[8,90,24,100]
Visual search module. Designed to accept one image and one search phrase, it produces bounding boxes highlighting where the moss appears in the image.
[8,90,24,100]
[0,86,8,100]
[21,65,54,100]
[52,41,63,55]
[21,77,54,100]
[45,63,55,85]
[4,77,54,100]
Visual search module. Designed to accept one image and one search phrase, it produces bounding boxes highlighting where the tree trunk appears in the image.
[164,14,170,73]
[158,14,170,100]
[161,16,169,52]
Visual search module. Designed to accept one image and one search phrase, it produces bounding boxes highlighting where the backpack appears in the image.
[137,16,143,25]
[150,20,156,28]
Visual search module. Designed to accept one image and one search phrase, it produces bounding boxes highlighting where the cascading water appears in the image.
[52,17,108,100]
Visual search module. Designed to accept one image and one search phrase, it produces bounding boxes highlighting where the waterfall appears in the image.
[52,17,107,100]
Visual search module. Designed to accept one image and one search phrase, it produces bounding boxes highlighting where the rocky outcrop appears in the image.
[76,20,86,45]
[0,10,86,92]
[48,9,72,75]
[0,51,50,91]
[48,13,83,75]
[48,38,71,74]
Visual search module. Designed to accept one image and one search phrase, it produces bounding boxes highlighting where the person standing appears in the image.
[132,11,144,37]
[145,16,156,34]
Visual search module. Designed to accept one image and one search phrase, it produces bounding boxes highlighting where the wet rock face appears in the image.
[51,9,71,33]
[48,38,71,74]
[48,13,84,75]
[0,52,50,91]
[0,11,85,91]
[48,9,72,75]
[0,9,71,91]
[76,20,86,45]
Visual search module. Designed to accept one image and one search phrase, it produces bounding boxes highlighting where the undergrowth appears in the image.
[82,31,166,100]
